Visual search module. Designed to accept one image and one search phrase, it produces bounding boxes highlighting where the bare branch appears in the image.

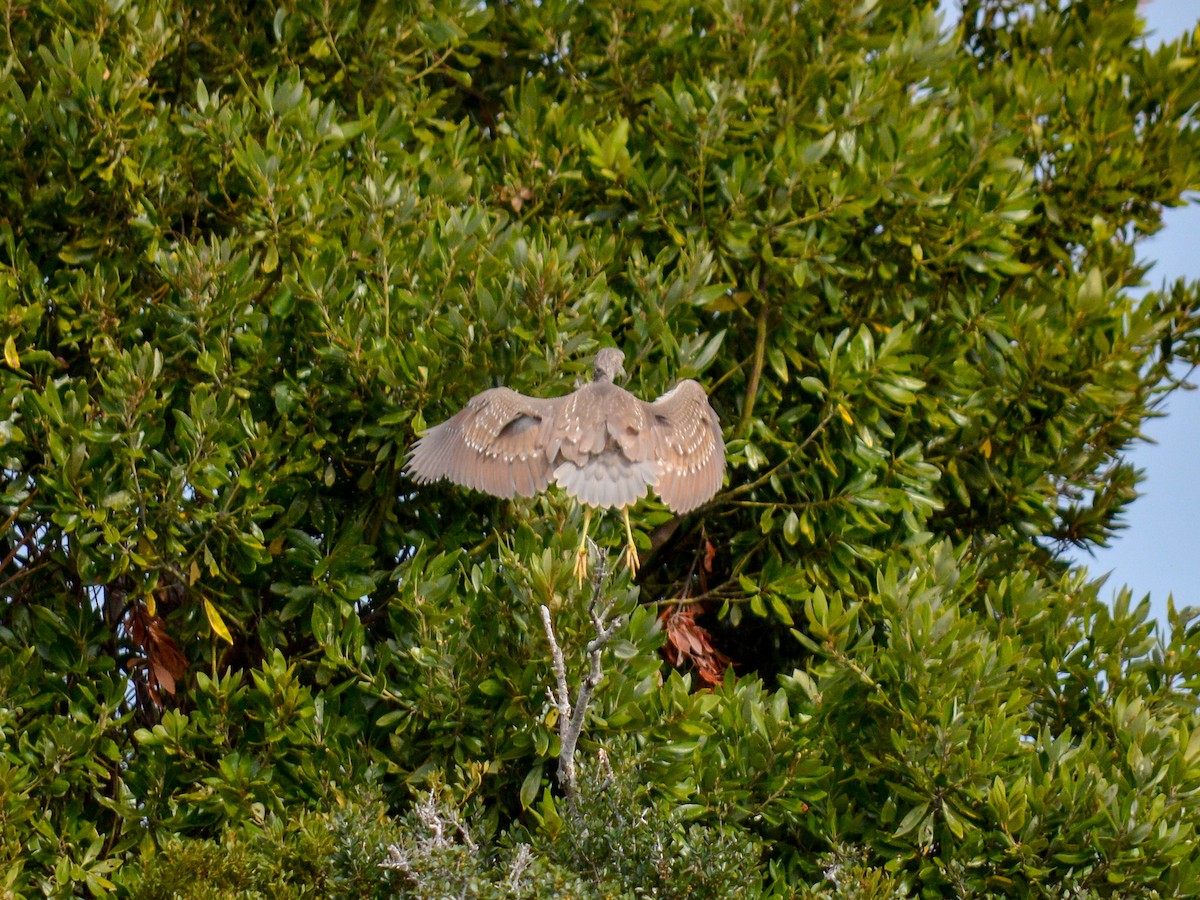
[508,844,533,893]
[539,552,623,802]
[540,604,572,730]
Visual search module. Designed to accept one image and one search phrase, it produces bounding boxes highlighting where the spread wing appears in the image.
[404,387,561,499]
[644,380,725,514]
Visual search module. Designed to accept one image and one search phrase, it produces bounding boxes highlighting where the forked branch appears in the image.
[539,546,622,802]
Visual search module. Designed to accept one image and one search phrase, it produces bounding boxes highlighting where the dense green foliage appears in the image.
[115,759,768,899]
[2,0,1200,895]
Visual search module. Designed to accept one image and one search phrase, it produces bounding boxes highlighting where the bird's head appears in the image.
[592,347,626,383]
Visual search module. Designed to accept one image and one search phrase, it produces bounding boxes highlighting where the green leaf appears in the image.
[204,600,234,645]
[894,802,930,839]
[783,510,801,545]
[519,761,544,809]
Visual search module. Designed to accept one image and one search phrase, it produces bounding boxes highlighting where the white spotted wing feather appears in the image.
[644,380,725,514]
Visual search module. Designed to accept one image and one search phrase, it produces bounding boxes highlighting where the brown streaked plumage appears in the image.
[404,348,724,578]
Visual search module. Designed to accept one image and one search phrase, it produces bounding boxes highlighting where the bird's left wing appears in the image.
[643,380,725,514]
[405,387,561,499]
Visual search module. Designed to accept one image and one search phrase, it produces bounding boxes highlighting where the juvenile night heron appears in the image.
[404,348,725,580]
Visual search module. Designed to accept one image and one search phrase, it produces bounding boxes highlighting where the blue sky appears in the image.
[1065,2,1200,623]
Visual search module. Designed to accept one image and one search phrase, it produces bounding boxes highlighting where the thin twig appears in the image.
[0,488,37,539]
[737,300,770,437]
[724,404,838,501]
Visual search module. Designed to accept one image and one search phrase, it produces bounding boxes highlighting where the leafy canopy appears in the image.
[2,0,1199,896]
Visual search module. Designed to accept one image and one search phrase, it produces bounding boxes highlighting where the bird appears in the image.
[404,348,725,581]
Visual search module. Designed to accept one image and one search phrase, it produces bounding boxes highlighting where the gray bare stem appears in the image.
[539,550,622,802]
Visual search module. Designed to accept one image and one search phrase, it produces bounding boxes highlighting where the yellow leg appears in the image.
[622,507,640,578]
[573,508,593,584]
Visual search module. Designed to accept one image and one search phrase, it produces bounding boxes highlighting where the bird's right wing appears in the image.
[404,388,560,499]
[644,380,725,514]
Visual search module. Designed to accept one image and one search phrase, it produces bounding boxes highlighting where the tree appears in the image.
[2,0,1199,895]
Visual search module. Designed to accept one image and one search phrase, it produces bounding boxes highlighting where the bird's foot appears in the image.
[623,540,640,579]
[573,542,591,585]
